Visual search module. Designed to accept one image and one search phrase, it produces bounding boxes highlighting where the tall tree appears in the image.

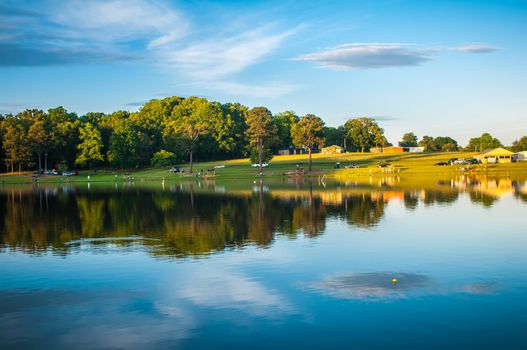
[344,117,386,152]
[2,118,31,172]
[291,114,325,171]
[273,111,299,149]
[107,119,138,169]
[466,133,502,152]
[27,119,49,174]
[212,102,247,157]
[76,122,104,169]
[245,107,277,171]
[399,132,418,147]
[47,106,79,167]
[166,97,220,173]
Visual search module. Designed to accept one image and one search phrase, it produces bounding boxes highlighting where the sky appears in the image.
[0,0,526,145]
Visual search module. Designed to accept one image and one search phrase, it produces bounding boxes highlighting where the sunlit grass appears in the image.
[1,151,526,184]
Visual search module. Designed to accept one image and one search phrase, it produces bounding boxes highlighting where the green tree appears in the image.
[344,117,387,152]
[419,135,458,152]
[291,114,325,171]
[511,136,527,152]
[166,97,220,173]
[107,119,138,169]
[76,122,104,169]
[466,133,502,152]
[27,119,49,173]
[47,106,79,167]
[2,118,31,172]
[418,136,435,151]
[323,126,346,148]
[151,150,177,167]
[399,132,418,147]
[273,111,299,148]
[213,102,247,157]
[245,107,277,171]
[434,136,458,152]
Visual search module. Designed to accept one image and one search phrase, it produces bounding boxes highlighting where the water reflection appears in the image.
[310,272,434,300]
[1,176,526,257]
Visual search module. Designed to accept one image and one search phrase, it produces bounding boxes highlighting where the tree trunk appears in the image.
[361,146,365,153]
[308,147,312,171]
[189,150,194,173]
[258,137,263,172]
[18,163,21,173]
[38,152,42,176]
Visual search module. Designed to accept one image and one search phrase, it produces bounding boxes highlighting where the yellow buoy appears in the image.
[392,278,397,284]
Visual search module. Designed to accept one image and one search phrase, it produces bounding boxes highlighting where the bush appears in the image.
[151,150,177,167]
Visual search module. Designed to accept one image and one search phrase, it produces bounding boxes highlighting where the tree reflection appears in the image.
[0,178,525,257]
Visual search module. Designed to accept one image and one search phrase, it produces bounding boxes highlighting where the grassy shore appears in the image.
[1,152,526,185]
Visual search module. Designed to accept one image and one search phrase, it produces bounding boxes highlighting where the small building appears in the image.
[408,147,424,153]
[475,148,514,164]
[277,147,307,155]
[321,145,344,154]
[370,147,383,153]
[513,151,527,161]
[382,146,406,153]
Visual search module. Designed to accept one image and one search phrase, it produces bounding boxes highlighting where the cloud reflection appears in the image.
[176,268,293,317]
[310,272,434,300]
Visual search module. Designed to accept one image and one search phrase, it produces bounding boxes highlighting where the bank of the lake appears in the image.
[1,152,526,185]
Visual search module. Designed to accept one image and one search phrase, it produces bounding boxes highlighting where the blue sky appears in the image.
[0,0,526,145]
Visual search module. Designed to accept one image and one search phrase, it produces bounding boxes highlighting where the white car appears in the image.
[214,165,226,169]
[251,162,269,168]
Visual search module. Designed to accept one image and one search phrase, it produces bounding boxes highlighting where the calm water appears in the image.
[1,177,527,349]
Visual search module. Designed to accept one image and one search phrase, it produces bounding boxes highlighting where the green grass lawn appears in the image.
[1,152,526,185]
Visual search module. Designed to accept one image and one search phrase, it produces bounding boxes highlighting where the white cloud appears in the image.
[294,43,433,70]
[176,268,293,317]
[452,44,499,53]
[159,26,297,79]
[1,0,299,97]
[48,0,188,45]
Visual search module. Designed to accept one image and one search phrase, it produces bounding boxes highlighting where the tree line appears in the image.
[0,96,526,172]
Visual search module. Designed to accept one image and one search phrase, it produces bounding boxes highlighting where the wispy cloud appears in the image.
[0,1,298,97]
[161,26,297,80]
[294,43,433,70]
[125,101,147,107]
[452,44,499,53]
[0,0,185,66]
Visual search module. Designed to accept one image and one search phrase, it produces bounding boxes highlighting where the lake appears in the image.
[1,176,527,349]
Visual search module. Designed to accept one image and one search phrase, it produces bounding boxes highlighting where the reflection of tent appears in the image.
[476,148,514,164]
[474,178,513,198]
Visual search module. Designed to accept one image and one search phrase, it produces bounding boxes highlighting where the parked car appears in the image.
[169,167,182,173]
[377,163,391,168]
[63,171,78,176]
[214,165,226,169]
[447,158,458,164]
[345,164,359,169]
[434,161,449,166]
[466,158,480,164]
[251,163,269,168]
[453,158,468,165]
